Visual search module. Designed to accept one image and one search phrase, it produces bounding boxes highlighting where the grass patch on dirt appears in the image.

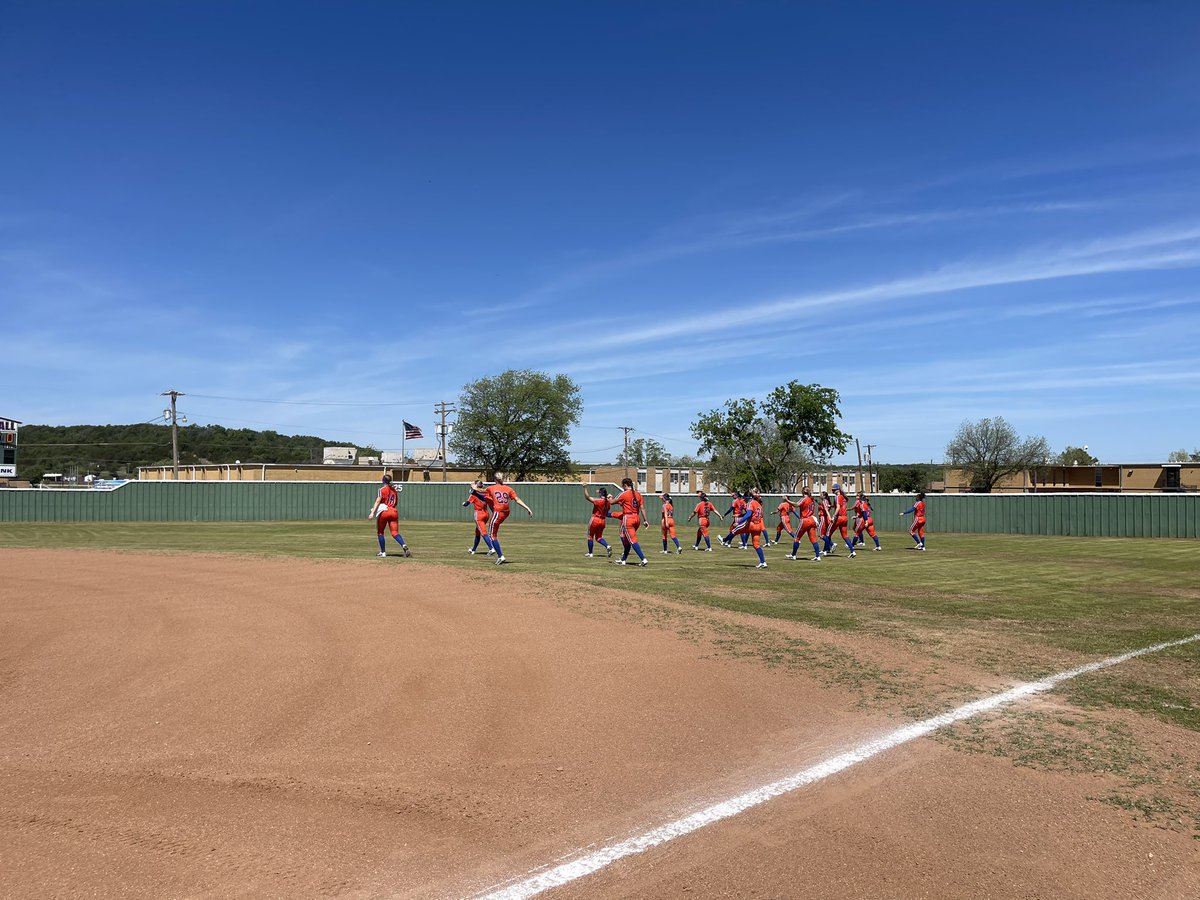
[935,709,1200,838]
[1062,672,1200,731]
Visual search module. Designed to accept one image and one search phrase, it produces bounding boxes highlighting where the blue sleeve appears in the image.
[903,505,916,515]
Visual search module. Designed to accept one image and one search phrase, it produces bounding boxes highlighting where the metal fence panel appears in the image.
[2,484,1199,537]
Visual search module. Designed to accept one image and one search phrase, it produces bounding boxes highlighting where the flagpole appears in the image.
[401,429,406,484]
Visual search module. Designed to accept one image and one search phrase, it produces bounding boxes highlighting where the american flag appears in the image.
[403,421,423,440]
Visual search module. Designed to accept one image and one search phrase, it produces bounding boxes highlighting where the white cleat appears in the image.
[402,545,411,558]
[660,550,669,554]
[676,547,684,554]
[638,559,648,567]
[784,554,797,560]
[849,551,856,558]
[467,548,476,555]
[487,549,496,556]
[377,551,387,558]
[875,546,883,551]
[810,556,821,562]
[495,556,506,565]
[606,545,613,558]
[705,547,714,552]
[755,562,768,569]
[585,553,594,557]
[615,559,628,566]
[918,545,926,551]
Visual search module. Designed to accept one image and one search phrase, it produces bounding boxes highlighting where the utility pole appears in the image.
[619,426,635,480]
[864,443,877,493]
[855,439,863,495]
[160,390,186,480]
[434,400,456,482]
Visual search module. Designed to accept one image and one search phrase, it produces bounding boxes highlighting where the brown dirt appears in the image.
[1,549,1196,899]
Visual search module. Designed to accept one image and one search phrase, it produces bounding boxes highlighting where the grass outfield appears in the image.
[4,520,1198,727]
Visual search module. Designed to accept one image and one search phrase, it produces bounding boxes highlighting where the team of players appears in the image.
[373,472,928,563]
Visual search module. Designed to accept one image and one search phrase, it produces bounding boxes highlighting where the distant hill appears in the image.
[14,424,380,484]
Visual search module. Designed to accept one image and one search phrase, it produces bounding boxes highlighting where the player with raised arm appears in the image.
[784,489,823,562]
[660,492,683,554]
[611,477,649,566]
[484,472,534,565]
[369,474,411,558]
[830,483,855,557]
[583,484,613,558]
[853,492,882,552]
[686,490,724,551]
[463,479,493,555]
[900,491,927,550]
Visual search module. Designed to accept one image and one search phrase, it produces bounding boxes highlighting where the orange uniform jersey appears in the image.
[914,499,926,522]
[588,496,610,540]
[484,483,519,538]
[614,488,645,521]
[854,499,877,540]
[662,499,677,538]
[745,498,766,548]
[776,500,794,522]
[694,500,716,521]
[797,496,815,518]
[615,488,646,543]
[484,484,518,511]
[376,484,400,535]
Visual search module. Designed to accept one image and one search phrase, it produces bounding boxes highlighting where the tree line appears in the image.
[13,423,377,484]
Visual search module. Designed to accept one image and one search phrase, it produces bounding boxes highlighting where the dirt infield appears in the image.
[2,549,1197,899]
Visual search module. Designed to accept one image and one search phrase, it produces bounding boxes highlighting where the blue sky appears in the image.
[3,1,1199,465]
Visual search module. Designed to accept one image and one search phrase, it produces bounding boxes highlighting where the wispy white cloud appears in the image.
[524,220,1200,354]
[512,196,1092,306]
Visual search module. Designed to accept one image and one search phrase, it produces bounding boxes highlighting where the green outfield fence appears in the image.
[0,482,1198,538]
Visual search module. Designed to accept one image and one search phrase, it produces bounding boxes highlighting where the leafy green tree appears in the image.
[1167,448,1200,463]
[617,437,670,467]
[945,417,1050,493]
[449,369,583,480]
[690,382,850,492]
[1054,446,1098,466]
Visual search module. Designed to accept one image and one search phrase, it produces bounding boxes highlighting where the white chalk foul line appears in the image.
[472,632,1200,900]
